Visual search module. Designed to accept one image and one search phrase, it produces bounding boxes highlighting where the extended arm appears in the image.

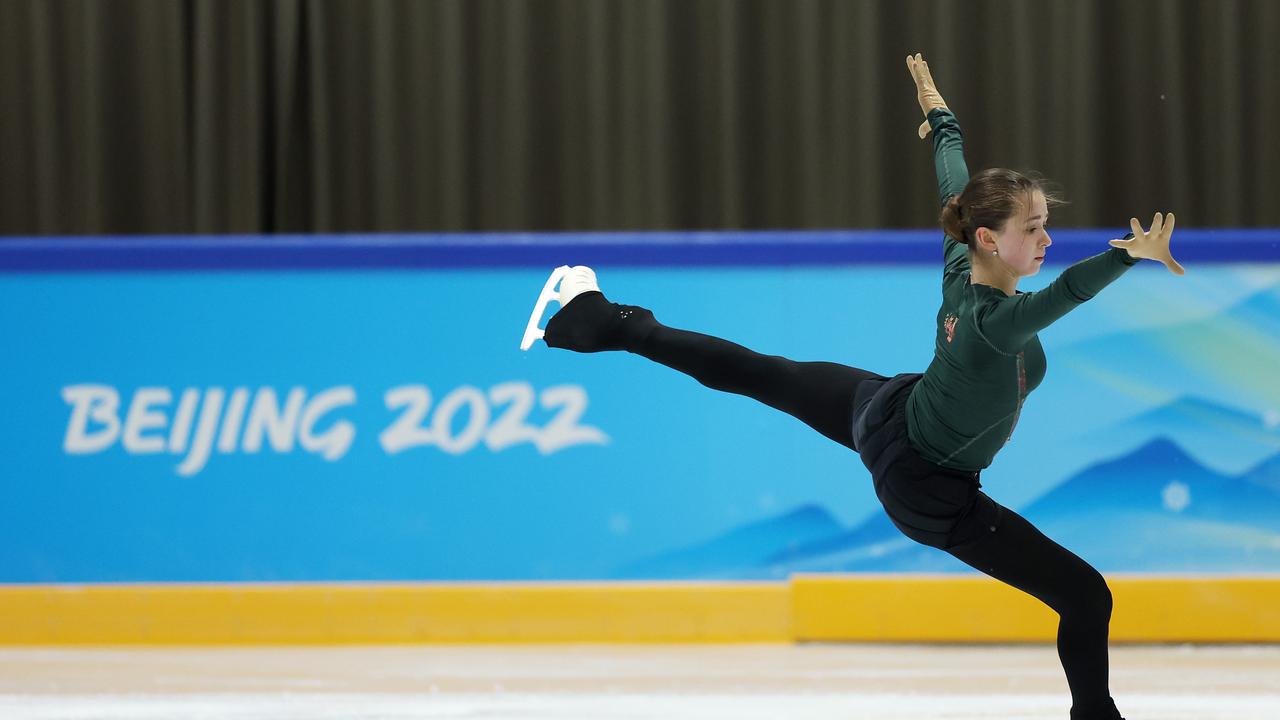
[907,53,969,275]
[974,245,1138,353]
[972,211,1183,352]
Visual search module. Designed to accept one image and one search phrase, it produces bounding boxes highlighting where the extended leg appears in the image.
[632,323,879,452]
[544,290,880,452]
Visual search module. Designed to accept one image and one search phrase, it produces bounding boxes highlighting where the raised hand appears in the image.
[906,52,948,139]
[1109,212,1186,275]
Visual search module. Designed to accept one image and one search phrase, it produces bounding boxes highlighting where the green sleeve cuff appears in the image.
[1113,233,1139,266]
[927,107,955,129]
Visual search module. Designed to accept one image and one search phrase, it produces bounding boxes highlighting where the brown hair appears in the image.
[940,168,1064,247]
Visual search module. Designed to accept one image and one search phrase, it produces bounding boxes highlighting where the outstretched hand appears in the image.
[906,52,948,139]
[1110,212,1186,275]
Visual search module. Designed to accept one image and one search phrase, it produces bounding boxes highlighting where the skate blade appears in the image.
[520,265,572,350]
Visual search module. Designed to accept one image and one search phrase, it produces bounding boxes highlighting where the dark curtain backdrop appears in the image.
[2,0,1277,235]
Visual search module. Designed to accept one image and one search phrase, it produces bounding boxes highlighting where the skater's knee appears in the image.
[1061,567,1112,624]
[1093,576,1114,621]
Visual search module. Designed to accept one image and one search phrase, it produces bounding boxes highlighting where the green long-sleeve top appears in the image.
[904,108,1140,472]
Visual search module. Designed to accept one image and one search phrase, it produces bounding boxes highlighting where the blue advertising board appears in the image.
[2,230,1279,581]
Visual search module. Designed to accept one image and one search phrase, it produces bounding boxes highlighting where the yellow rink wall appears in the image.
[2,575,1279,645]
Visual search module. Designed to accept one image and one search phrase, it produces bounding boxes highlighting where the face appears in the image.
[981,190,1052,276]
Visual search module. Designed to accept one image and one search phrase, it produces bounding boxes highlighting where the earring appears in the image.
[992,250,998,256]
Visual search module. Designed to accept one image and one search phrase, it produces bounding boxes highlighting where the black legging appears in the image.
[628,321,1120,720]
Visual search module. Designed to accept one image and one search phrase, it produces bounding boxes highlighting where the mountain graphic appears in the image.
[1006,450,1280,571]
[1021,437,1277,524]
[611,504,843,579]
[1223,281,1280,330]
[620,438,1280,578]
[765,509,966,574]
[1245,452,1280,493]
[762,511,917,574]
[1078,395,1280,475]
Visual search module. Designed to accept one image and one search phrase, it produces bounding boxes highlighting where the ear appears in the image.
[973,226,996,253]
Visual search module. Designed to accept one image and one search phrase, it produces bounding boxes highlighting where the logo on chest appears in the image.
[943,313,958,343]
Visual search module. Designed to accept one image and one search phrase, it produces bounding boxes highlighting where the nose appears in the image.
[1042,230,1052,248]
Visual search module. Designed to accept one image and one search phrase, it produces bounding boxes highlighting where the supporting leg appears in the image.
[945,504,1122,720]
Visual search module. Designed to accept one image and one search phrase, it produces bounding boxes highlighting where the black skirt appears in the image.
[852,372,1004,550]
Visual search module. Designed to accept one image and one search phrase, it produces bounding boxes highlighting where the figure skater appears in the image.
[521,53,1184,720]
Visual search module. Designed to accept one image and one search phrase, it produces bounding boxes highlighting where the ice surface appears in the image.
[1,645,1277,720]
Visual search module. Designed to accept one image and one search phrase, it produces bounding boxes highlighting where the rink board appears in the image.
[2,576,1279,644]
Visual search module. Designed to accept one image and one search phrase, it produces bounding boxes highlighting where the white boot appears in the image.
[527,265,657,353]
[558,265,600,307]
[519,265,601,351]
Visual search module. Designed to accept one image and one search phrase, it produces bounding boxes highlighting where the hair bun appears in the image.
[940,194,969,245]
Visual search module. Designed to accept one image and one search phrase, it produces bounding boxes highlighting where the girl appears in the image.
[524,53,1183,720]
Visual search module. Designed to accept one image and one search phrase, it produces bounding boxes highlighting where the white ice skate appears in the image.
[519,265,600,350]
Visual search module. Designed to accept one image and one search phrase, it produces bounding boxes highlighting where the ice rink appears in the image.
[2,644,1278,719]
